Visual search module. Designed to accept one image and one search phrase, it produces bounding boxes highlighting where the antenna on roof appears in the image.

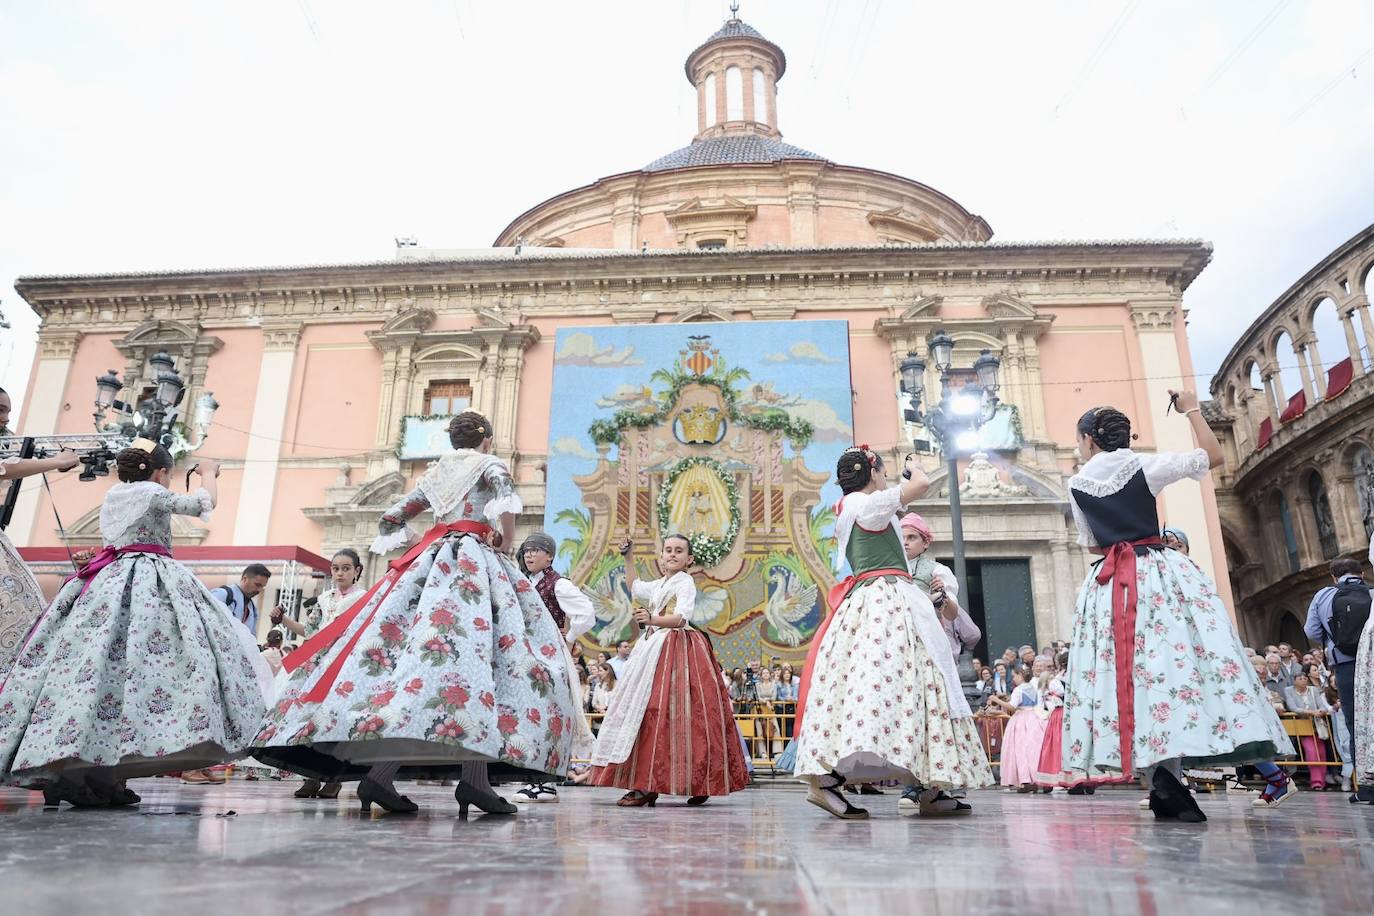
[729,1,739,20]
[515,237,524,255]
[394,236,418,248]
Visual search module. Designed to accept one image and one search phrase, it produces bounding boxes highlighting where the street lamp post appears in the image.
[1,352,220,530]
[898,332,1001,597]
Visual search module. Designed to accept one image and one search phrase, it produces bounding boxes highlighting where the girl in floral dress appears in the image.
[1061,393,1290,821]
[793,447,992,820]
[270,547,367,800]
[589,535,749,807]
[0,441,271,807]
[254,412,579,817]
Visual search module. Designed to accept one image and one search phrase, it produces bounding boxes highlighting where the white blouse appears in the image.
[1068,448,1210,548]
[630,571,696,629]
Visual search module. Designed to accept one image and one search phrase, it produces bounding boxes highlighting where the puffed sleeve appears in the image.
[163,487,214,522]
[482,461,523,526]
[554,578,596,642]
[1139,449,1211,495]
[853,486,904,532]
[372,487,431,554]
[630,578,656,607]
[669,573,696,625]
[1068,491,1098,548]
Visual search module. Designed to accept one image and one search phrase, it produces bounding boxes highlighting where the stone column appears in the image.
[1354,294,1374,366]
[6,332,82,546]
[1050,538,1075,640]
[1020,334,1049,441]
[1306,338,1328,398]
[231,322,302,547]
[1340,306,1366,374]
[1295,345,1317,403]
[1266,370,1285,413]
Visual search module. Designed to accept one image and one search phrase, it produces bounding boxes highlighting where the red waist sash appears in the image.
[284,519,493,703]
[1096,536,1163,775]
[794,567,912,738]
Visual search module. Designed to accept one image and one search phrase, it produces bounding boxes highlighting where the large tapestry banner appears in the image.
[544,320,854,670]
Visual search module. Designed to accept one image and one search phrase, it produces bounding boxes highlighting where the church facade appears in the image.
[9,14,1222,663]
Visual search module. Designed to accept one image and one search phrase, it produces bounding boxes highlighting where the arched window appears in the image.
[752,68,768,125]
[1307,471,1339,560]
[725,66,743,121]
[704,73,718,127]
[1353,445,1374,539]
[1274,491,1300,574]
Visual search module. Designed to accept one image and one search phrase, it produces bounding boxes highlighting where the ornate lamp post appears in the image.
[3,352,221,529]
[898,332,1002,595]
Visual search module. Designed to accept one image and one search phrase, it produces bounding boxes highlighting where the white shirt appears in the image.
[533,569,595,644]
[630,571,697,629]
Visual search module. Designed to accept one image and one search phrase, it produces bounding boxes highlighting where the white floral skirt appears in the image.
[0,554,272,784]
[254,532,579,781]
[1062,546,1289,780]
[793,577,992,789]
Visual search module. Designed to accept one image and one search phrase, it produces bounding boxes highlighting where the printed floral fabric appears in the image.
[793,577,993,789]
[1354,616,1374,782]
[1062,547,1289,779]
[0,490,270,784]
[254,460,576,779]
[0,530,45,679]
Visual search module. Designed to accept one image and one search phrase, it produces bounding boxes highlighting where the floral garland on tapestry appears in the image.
[655,455,741,569]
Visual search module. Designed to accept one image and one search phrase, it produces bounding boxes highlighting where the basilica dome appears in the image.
[494,14,991,251]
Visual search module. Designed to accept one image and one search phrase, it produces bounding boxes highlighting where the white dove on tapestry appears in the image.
[586,567,634,646]
[763,567,818,647]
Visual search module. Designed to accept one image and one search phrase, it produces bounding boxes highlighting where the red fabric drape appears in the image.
[1256,416,1274,450]
[1326,357,1354,400]
[1279,390,1307,424]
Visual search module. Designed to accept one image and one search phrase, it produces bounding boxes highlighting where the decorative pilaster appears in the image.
[231,321,302,546]
[6,331,84,546]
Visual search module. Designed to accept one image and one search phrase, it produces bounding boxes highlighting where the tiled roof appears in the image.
[684,17,786,79]
[645,134,824,172]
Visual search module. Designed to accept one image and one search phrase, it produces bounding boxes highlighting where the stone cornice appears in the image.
[16,241,1213,333]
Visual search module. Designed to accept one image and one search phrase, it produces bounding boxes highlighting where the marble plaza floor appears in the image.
[1,779,1372,915]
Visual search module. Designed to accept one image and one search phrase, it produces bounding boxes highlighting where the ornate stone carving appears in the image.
[1129,302,1178,330]
[664,196,758,248]
[960,452,1030,499]
[36,331,82,360]
[866,207,939,244]
[262,323,304,352]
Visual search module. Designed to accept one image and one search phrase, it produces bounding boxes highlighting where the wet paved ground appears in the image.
[2,778,1372,915]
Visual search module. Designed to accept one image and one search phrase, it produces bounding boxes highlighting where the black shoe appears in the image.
[858,784,883,795]
[357,777,419,814]
[295,778,322,799]
[455,782,517,818]
[1149,768,1206,823]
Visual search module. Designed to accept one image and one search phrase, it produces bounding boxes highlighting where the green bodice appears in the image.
[844,522,908,576]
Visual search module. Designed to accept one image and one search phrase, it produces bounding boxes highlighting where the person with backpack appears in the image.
[212,563,275,639]
[1304,556,1374,803]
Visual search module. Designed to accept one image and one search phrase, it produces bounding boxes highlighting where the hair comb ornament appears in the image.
[131,437,158,454]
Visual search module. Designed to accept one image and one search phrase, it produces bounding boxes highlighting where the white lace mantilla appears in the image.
[1068,452,1144,498]
[99,481,212,541]
[417,450,502,518]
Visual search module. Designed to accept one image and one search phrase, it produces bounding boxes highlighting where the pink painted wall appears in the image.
[1036,306,1146,447]
[267,467,340,551]
[281,324,382,458]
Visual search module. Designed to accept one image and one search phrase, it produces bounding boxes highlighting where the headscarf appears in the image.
[1161,527,1190,549]
[899,512,933,543]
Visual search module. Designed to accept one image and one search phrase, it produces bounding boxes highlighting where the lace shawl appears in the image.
[99,481,213,542]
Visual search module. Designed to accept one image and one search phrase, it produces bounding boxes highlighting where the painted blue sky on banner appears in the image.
[543,320,855,561]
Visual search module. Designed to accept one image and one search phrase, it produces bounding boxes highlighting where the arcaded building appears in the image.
[1206,222,1374,647]
[10,14,1222,660]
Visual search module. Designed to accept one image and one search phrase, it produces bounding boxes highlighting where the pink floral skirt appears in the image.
[1000,708,1047,787]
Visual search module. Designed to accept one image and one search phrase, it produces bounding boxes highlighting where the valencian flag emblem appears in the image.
[683,335,717,377]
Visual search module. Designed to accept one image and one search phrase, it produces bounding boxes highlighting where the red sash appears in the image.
[793,567,911,737]
[284,520,493,703]
[1095,536,1162,775]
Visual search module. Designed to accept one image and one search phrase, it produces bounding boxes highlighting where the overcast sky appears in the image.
[3,0,1372,419]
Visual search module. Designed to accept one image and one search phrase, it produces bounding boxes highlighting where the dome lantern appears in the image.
[684,9,786,141]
